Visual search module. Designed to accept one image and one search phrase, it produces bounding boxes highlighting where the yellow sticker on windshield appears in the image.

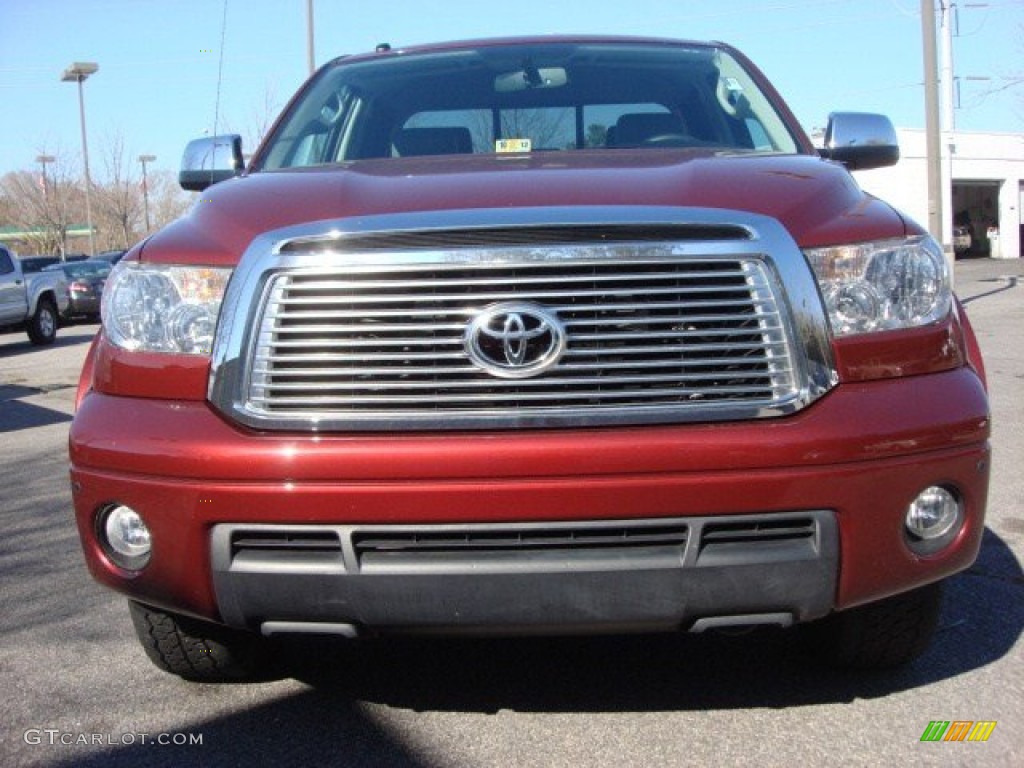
[496,138,532,153]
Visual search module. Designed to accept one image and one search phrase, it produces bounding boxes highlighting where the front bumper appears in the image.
[70,366,990,633]
[211,512,837,635]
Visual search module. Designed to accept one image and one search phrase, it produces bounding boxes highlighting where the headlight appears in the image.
[805,236,950,336]
[102,263,232,355]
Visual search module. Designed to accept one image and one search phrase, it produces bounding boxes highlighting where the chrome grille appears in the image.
[209,209,836,431]
[250,258,796,419]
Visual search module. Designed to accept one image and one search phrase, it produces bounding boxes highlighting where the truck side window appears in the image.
[0,249,14,275]
[745,118,773,151]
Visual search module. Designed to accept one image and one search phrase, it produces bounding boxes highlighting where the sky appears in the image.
[1,0,1022,182]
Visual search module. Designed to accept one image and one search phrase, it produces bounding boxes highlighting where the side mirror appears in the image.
[179,134,244,191]
[818,112,899,171]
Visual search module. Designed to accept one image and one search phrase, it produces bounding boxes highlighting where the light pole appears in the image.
[35,154,58,256]
[138,154,156,234]
[61,61,98,256]
[36,154,55,198]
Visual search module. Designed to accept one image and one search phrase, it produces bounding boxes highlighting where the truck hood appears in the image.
[142,150,909,266]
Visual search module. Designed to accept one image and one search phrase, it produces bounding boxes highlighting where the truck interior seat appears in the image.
[393,127,474,156]
[608,113,688,146]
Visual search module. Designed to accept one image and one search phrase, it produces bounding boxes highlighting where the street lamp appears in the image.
[61,61,98,257]
[138,154,156,233]
[35,154,58,256]
[35,154,55,198]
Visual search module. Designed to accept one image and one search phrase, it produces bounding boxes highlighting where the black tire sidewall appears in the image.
[27,299,57,345]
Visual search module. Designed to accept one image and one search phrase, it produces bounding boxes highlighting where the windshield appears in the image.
[258,41,801,171]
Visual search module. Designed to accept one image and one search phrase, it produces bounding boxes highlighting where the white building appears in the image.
[853,128,1023,260]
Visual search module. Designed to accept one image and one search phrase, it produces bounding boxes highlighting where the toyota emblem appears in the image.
[464,302,566,379]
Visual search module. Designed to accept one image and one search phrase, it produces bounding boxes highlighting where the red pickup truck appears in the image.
[69,36,990,682]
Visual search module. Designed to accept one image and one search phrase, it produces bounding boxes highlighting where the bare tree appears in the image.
[244,83,283,155]
[500,108,575,150]
[0,150,79,256]
[94,133,143,250]
[220,84,284,161]
[976,23,1024,124]
[0,135,195,256]
[146,169,193,230]
[461,107,576,152]
[586,123,607,148]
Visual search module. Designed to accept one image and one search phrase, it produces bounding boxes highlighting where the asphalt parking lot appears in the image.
[1,257,1022,768]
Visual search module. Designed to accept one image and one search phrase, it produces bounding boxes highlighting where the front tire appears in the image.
[806,582,943,668]
[128,601,272,682]
[26,298,57,345]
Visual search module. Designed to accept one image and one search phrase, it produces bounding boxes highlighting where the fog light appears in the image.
[99,505,152,570]
[905,486,962,555]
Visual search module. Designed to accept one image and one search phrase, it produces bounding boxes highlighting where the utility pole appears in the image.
[138,154,156,234]
[940,2,956,262]
[306,0,315,76]
[921,1,944,258]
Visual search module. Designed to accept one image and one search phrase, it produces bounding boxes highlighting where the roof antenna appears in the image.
[211,0,230,140]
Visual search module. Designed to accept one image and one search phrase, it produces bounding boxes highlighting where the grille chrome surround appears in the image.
[209,207,836,431]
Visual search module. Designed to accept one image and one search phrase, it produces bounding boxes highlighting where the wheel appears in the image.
[804,582,943,669]
[26,298,58,345]
[128,601,273,682]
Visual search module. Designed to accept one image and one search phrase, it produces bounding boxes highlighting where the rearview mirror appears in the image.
[495,66,568,93]
[179,134,244,191]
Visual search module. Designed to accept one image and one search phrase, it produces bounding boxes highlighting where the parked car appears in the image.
[43,259,111,320]
[93,249,127,265]
[70,36,989,682]
[0,245,69,344]
[953,224,972,255]
[17,255,61,273]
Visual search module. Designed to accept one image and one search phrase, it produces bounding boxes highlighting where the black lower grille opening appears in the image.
[701,518,816,545]
[353,524,689,558]
[696,517,818,566]
[231,530,342,557]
